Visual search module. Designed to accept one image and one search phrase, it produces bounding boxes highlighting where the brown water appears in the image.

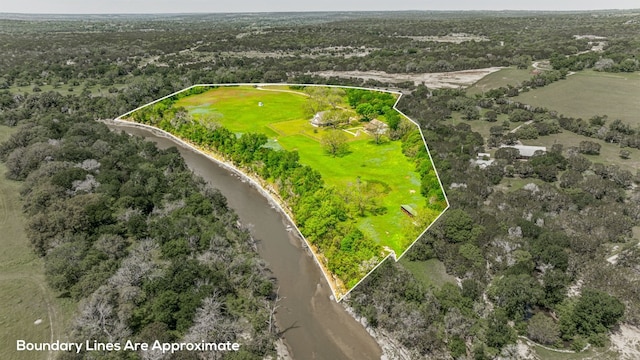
[108,124,382,360]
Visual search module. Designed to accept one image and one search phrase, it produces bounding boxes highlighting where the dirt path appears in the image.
[510,120,534,133]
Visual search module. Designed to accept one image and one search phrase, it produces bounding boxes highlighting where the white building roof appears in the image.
[500,145,546,157]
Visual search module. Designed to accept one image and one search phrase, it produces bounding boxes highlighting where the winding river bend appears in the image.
[107,123,382,360]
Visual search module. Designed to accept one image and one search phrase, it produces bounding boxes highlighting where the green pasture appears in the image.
[466,67,534,96]
[176,86,437,256]
[0,126,75,360]
[274,134,428,255]
[515,70,640,123]
[175,87,309,135]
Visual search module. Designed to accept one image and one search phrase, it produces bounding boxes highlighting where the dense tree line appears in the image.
[0,108,278,359]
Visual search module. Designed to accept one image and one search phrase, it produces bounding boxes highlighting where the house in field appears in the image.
[310,111,331,127]
[501,145,547,158]
[364,119,389,135]
[400,204,418,218]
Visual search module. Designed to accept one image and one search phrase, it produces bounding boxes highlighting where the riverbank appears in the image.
[105,118,348,298]
[104,120,384,359]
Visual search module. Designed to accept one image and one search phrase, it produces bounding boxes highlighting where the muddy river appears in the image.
[107,123,382,359]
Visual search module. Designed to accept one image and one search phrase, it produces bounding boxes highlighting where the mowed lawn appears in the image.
[278,135,427,254]
[466,67,535,96]
[177,87,435,255]
[516,70,640,123]
[0,126,74,360]
[174,87,309,135]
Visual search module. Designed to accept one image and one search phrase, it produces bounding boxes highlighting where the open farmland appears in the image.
[466,66,535,96]
[516,70,640,123]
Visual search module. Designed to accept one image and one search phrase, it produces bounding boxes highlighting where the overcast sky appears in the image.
[1,0,639,14]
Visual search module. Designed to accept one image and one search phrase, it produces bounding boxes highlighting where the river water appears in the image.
[107,124,382,360]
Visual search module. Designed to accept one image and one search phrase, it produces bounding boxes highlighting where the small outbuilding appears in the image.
[310,111,330,127]
[500,145,547,158]
[364,119,389,135]
[401,204,418,218]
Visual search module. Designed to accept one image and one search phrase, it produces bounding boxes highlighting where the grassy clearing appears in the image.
[532,344,619,360]
[0,126,75,360]
[175,86,438,256]
[515,70,640,123]
[266,130,428,254]
[498,177,546,192]
[175,86,309,135]
[521,131,640,173]
[399,258,457,289]
[0,280,52,359]
[466,67,535,96]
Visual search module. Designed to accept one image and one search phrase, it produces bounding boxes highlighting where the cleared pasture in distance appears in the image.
[466,67,534,96]
[521,132,640,173]
[515,70,640,123]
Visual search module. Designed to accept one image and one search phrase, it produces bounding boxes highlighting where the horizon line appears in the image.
[1,8,639,16]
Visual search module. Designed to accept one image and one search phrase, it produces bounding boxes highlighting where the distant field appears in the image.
[521,131,640,173]
[0,126,74,360]
[175,86,437,255]
[515,70,640,123]
[466,67,534,96]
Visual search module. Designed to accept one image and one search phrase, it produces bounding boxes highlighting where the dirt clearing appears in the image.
[312,67,504,88]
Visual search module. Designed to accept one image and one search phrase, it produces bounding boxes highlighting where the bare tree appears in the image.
[267,287,284,334]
